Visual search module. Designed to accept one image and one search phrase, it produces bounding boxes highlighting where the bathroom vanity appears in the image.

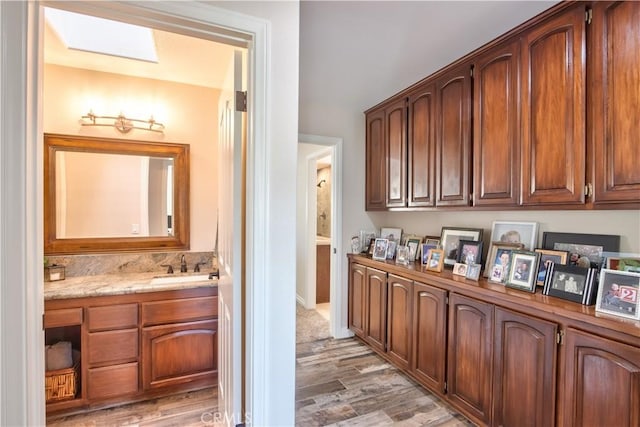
[44,274,217,416]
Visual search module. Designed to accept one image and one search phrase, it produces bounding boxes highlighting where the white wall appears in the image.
[298,0,640,337]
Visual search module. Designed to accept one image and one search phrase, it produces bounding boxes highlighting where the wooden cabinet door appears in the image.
[473,40,520,207]
[365,267,387,353]
[142,319,217,390]
[447,293,493,425]
[407,83,436,207]
[493,308,557,427]
[412,282,446,393]
[521,5,586,205]
[590,1,640,204]
[435,64,472,207]
[365,108,386,210]
[348,263,367,338]
[563,328,640,427]
[386,274,413,369]
[385,98,407,207]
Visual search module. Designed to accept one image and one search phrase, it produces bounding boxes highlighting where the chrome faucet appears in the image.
[180,254,187,273]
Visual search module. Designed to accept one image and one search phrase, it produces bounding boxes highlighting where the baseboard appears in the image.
[333,327,354,339]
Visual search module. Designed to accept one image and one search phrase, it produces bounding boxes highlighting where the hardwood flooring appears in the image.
[47,305,471,426]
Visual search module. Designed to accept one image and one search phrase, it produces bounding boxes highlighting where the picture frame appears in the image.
[457,240,483,265]
[606,256,640,273]
[386,240,398,260]
[421,243,439,265]
[440,227,483,267]
[424,237,441,247]
[372,238,389,261]
[484,241,525,279]
[426,249,444,272]
[380,227,403,243]
[405,237,422,262]
[534,249,569,286]
[505,250,540,292]
[396,245,410,266]
[543,264,598,305]
[595,269,640,320]
[466,264,482,281]
[490,221,539,250]
[542,232,620,268]
[453,262,469,277]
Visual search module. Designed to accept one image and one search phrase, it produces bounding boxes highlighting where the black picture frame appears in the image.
[440,227,483,267]
[543,263,598,305]
[456,239,483,265]
[541,232,620,252]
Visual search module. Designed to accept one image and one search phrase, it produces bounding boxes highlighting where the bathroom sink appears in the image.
[150,274,214,285]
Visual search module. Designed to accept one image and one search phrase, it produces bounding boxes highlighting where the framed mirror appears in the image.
[44,133,190,254]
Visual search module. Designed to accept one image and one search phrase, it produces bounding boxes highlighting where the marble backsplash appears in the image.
[46,251,217,278]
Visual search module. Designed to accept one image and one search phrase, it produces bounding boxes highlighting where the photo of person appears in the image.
[458,240,482,265]
[513,259,531,281]
[534,250,568,286]
[596,269,640,319]
[490,221,538,250]
[421,244,438,265]
[551,272,585,295]
[372,238,389,261]
[453,263,468,276]
[429,251,441,268]
[426,249,445,272]
[492,249,512,282]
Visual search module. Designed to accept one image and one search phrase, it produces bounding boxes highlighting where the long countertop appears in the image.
[44,272,218,300]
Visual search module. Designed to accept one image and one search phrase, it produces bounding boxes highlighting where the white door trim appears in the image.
[1,1,278,425]
[298,134,349,339]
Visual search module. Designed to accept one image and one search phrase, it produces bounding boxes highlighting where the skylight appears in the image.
[44,8,158,63]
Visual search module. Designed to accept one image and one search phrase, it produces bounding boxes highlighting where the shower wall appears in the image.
[316,166,331,237]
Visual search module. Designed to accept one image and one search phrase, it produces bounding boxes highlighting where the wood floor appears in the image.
[47,306,471,426]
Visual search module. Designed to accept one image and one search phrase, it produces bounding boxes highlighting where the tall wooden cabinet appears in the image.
[407,83,436,207]
[590,1,640,204]
[520,5,586,206]
[365,108,386,210]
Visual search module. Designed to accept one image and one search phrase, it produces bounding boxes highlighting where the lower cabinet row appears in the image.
[348,262,640,427]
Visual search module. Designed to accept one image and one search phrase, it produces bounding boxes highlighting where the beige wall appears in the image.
[43,64,220,251]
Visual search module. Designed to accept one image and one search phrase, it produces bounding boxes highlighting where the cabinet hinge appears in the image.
[235,90,247,112]
[584,183,593,198]
[556,330,565,345]
[585,9,592,24]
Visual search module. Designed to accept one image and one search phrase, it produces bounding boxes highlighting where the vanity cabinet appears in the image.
[347,254,640,427]
[44,287,217,416]
[141,296,218,390]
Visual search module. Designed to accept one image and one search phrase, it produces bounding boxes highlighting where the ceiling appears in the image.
[43,12,236,90]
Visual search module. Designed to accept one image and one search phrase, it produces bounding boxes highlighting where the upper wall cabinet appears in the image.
[435,64,472,207]
[590,1,640,204]
[364,1,639,211]
[520,5,586,206]
[473,40,521,207]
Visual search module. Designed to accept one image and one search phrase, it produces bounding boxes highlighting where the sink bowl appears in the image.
[150,274,213,285]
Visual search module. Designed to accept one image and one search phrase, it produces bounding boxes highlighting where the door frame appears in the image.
[298,134,349,339]
[0,1,281,424]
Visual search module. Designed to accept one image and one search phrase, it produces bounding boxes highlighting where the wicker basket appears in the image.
[45,351,79,403]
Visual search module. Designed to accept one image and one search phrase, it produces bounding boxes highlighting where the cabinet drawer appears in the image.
[141,296,217,326]
[87,362,138,400]
[88,329,138,366]
[88,304,138,331]
[44,308,83,328]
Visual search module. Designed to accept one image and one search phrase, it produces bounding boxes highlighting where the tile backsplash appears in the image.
[46,251,217,278]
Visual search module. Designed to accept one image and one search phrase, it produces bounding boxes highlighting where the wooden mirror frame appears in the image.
[44,133,190,254]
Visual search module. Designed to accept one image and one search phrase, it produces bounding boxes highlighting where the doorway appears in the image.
[297,134,344,339]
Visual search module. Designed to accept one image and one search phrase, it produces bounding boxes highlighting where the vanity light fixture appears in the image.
[80,110,165,134]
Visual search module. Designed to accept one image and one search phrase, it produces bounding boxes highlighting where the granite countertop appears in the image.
[44,272,218,300]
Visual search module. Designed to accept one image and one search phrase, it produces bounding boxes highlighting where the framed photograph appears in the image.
[484,241,525,279]
[424,237,441,247]
[421,243,439,265]
[543,264,598,305]
[360,230,377,254]
[490,221,539,250]
[440,227,483,267]
[505,251,540,292]
[405,237,421,262]
[426,249,445,272]
[606,256,640,273]
[453,262,469,277]
[595,269,640,320]
[372,238,389,261]
[386,240,398,260]
[534,249,569,286]
[457,240,483,265]
[466,264,481,281]
[380,227,403,243]
[542,232,620,268]
[396,245,410,266]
